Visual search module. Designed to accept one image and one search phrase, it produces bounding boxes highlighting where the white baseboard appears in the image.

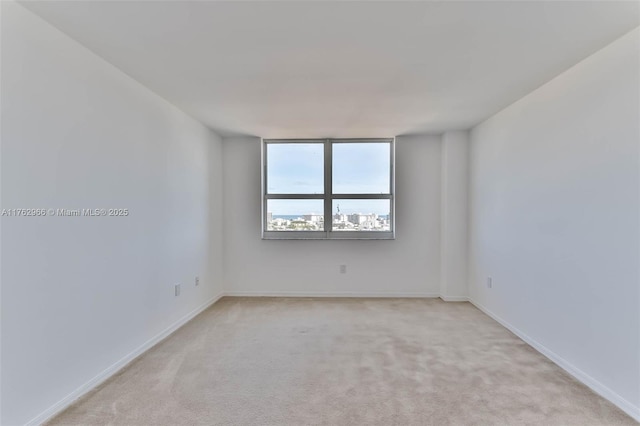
[440,295,469,302]
[26,293,225,426]
[469,298,640,423]
[224,291,441,298]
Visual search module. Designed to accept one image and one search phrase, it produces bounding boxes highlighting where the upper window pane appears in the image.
[333,143,390,194]
[267,143,324,194]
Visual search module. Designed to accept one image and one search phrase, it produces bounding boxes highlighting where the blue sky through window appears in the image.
[333,143,390,194]
[267,143,324,194]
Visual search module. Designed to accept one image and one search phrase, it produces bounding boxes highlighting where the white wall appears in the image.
[223,135,442,297]
[468,28,640,420]
[0,3,224,424]
[440,130,469,301]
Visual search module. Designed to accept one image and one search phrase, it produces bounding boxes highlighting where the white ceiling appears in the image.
[21,1,640,138]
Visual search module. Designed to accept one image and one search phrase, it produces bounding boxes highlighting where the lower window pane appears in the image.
[332,200,391,231]
[266,199,324,231]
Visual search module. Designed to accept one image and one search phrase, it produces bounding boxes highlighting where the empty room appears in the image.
[1,0,639,425]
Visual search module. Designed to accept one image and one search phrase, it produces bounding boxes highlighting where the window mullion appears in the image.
[324,139,332,234]
[262,140,268,237]
[265,194,324,199]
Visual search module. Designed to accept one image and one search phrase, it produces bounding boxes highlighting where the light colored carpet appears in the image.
[48,297,635,425]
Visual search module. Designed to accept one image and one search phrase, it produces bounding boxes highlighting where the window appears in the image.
[262,138,394,239]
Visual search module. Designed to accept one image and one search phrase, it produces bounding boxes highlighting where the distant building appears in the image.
[332,213,348,230]
[348,213,378,229]
[303,214,323,223]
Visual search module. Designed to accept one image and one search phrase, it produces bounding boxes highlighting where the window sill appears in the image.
[262,231,395,240]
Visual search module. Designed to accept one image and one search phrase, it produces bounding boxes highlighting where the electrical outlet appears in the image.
[195,276,200,286]
[175,283,181,296]
[487,277,492,289]
[340,264,347,274]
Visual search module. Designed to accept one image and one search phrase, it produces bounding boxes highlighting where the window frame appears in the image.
[262,138,395,240]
